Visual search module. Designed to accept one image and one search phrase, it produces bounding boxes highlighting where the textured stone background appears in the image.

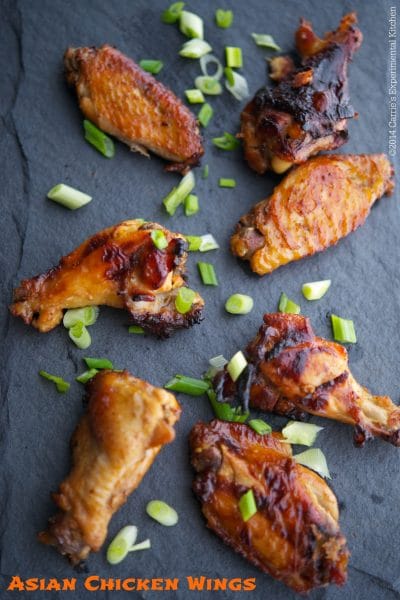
[1,0,399,598]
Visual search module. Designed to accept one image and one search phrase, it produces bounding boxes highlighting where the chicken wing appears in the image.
[240,13,362,174]
[64,45,203,173]
[190,420,349,593]
[10,219,204,337]
[214,313,400,446]
[39,370,181,565]
[231,154,394,275]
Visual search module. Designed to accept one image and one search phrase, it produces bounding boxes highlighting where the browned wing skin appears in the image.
[190,420,349,593]
[240,13,362,174]
[231,154,394,275]
[10,219,204,337]
[39,370,181,565]
[215,314,400,446]
[64,45,203,173]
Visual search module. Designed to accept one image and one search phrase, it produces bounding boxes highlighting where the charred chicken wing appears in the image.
[190,420,349,593]
[39,370,181,564]
[215,314,400,446]
[10,219,204,337]
[240,13,362,174]
[231,154,394,275]
[64,45,204,173]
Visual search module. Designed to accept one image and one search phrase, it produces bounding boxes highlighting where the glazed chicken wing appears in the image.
[190,420,349,593]
[240,13,362,174]
[231,154,394,275]
[64,45,204,173]
[39,370,181,564]
[215,314,400,446]
[10,219,204,337]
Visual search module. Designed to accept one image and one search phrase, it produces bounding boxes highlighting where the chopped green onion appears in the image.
[209,354,228,369]
[278,292,300,314]
[128,325,145,334]
[39,370,70,393]
[129,539,151,552]
[224,67,234,86]
[83,120,115,158]
[47,183,92,210]
[107,526,138,565]
[198,261,218,286]
[225,294,253,315]
[76,368,99,384]
[251,33,281,51]
[185,235,202,251]
[225,46,243,68]
[163,170,195,216]
[199,234,219,252]
[227,350,247,382]
[198,102,213,127]
[84,357,113,370]
[63,306,99,329]
[185,89,205,104]
[239,490,257,522]
[215,9,233,28]
[302,280,331,301]
[69,321,92,349]
[294,448,331,479]
[282,421,323,446]
[184,194,199,216]
[175,287,196,314]
[207,389,249,422]
[202,164,209,179]
[212,132,239,150]
[225,69,249,101]
[139,59,163,74]
[195,76,222,96]
[151,229,168,250]
[219,178,236,188]
[165,374,209,396]
[180,10,203,39]
[248,419,272,435]
[146,500,178,526]
[162,1,185,23]
[331,314,357,344]
[179,39,212,58]
[200,54,223,80]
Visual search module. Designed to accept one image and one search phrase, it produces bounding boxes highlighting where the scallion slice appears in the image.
[47,183,92,210]
[162,1,185,24]
[84,357,113,370]
[198,261,218,285]
[165,374,209,396]
[195,76,222,96]
[175,287,196,314]
[185,89,205,104]
[129,539,151,552]
[63,306,99,329]
[227,350,247,382]
[184,194,199,216]
[251,33,281,51]
[278,292,300,314]
[151,229,168,250]
[302,280,331,301]
[83,120,115,158]
[331,314,357,344]
[139,59,164,74]
[198,102,213,127]
[224,67,235,86]
[185,235,202,251]
[199,234,219,252]
[69,321,92,349]
[225,70,250,100]
[200,54,223,80]
[76,368,99,384]
[282,421,323,446]
[202,164,209,179]
[39,370,70,393]
[163,170,195,216]
[248,419,272,435]
[219,178,236,188]
[207,389,249,422]
[106,526,138,565]
[225,46,243,68]
[209,354,228,369]
[239,490,257,522]
[128,325,145,334]
[146,500,178,526]
[294,448,331,479]
[212,132,239,150]
[180,10,203,39]
[215,8,233,28]
[179,39,212,59]
[225,294,254,315]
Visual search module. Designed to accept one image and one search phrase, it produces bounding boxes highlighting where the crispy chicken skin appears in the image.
[240,13,362,174]
[215,314,400,446]
[190,420,349,593]
[10,219,204,337]
[39,370,181,565]
[64,45,204,173]
[231,154,394,276]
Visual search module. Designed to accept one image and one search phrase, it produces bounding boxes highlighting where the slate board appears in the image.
[1,0,399,598]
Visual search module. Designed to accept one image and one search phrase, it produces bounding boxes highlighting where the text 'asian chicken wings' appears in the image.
[240,13,362,174]
[231,154,394,275]
[39,370,181,565]
[214,314,400,447]
[190,420,349,593]
[10,220,204,337]
[64,45,203,173]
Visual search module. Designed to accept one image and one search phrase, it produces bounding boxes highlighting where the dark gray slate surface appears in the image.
[1,0,399,598]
